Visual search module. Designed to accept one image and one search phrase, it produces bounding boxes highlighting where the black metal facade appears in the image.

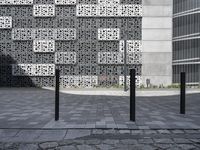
[0,0,142,87]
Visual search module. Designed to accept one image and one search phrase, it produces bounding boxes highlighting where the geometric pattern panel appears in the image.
[60,76,98,88]
[119,40,125,52]
[76,4,142,17]
[12,64,55,76]
[119,40,141,52]
[119,75,141,87]
[55,28,76,40]
[55,0,76,5]
[0,17,12,29]
[98,28,120,41]
[98,0,120,4]
[12,28,76,41]
[127,52,141,64]
[33,5,55,17]
[0,0,142,87]
[34,29,55,40]
[98,52,124,64]
[55,52,76,64]
[0,0,33,5]
[98,52,141,64]
[33,40,55,53]
[12,29,34,41]
[54,65,142,76]
[127,40,141,52]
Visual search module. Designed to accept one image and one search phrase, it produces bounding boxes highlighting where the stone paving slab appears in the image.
[0,129,200,150]
[0,88,200,129]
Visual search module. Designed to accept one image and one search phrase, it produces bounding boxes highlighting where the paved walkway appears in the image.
[0,129,200,150]
[0,88,200,129]
[44,87,200,96]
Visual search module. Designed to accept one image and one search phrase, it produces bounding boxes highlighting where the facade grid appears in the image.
[173,0,200,84]
[0,0,142,88]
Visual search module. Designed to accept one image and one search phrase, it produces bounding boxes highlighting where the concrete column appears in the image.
[142,0,173,87]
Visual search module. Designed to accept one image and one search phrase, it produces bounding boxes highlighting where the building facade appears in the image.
[0,0,172,88]
[173,0,200,85]
[142,0,172,86]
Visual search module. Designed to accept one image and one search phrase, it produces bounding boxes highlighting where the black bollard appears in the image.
[55,69,60,121]
[130,69,136,121]
[124,40,127,91]
[180,72,186,114]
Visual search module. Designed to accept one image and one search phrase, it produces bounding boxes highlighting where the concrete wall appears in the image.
[142,0,172,86]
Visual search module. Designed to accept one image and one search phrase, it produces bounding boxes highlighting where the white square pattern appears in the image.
[60,76,98,88]
[119,76,141,87]
[0,17,12,29]
[98,52,141,64]
[119,40,125,52]
[55,0,76,5]
[127,40,142,64]
[12,28,76,40]
[33,40,55,53]
[33,5,55,17]
[127,40,141,53]
[76,4,142,17]
[98,28,120,41]
[119,40,142,64]
[0,0,33,5]
[12,64,55,76]
[119,40,141,52]
[55,52,77,64]
[98,0,120,4]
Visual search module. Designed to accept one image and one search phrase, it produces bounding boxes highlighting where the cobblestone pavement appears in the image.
[0,88,200,129]
[0,129,200,150]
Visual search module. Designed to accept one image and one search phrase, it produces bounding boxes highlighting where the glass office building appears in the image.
[173,0,200,84]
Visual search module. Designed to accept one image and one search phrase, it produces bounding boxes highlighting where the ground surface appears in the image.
[0,88,200,150]
[0,129,200,150]
[0,88,199,129]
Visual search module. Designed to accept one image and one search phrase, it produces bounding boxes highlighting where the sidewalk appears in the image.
[0,88,200,149]
[0,88,200,129]
[0,129,200,150]
[43,87,200,96]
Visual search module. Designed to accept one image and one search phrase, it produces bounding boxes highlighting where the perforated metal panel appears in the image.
[33,40,55,53]
[0,0,33,5]
[0,16,12,28]
[0,0,142,87]
[12,64,55,76]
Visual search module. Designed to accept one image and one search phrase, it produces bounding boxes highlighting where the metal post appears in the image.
[55,69,60,121]
[199,65,200,87]
[124,40,127,91]
[180,72,186,114]
[130,69,136,121]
